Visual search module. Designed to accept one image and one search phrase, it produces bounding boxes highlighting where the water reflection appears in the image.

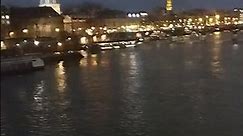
[33,81,45,111]
[1,32,243,136]
[55,61,66,93]
[119,52,147,135]
[211,32,224,79]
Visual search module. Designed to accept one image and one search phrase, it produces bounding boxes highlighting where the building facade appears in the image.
[10,7,64,38]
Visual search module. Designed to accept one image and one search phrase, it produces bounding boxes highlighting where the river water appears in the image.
[1,32,243,136]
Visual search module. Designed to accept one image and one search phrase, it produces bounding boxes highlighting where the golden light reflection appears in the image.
[210,40,224,79]
[33,81,45,111]
[55,61,66,93]
[80,58,88,67]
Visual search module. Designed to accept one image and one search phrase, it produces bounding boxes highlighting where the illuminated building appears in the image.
[39,0,61,14]
[166,0,173,12]
[10,7,64,38]
[240,10,243,24]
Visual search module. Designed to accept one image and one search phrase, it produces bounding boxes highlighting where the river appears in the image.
[1,32,243,136]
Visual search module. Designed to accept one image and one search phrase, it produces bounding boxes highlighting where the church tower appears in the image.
[166,0,173,12]
[39,0,61,14]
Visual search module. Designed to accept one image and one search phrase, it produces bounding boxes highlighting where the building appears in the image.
[10,7,64,38]
[1,6,11,39]
[166,0,173,12]
[39,0,61,14]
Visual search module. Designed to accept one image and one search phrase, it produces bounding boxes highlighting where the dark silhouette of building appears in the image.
[10,7,64,38]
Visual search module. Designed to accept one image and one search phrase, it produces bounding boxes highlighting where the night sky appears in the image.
[1,0,243,11]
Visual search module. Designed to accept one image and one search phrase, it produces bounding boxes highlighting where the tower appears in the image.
[166,0,173,12]
[39,0,61,14]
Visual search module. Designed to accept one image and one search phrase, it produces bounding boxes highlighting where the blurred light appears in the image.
[101,34,107,41]
[57,42,62,46]
[9,31,14,37]
[128,13,132,17]
[132,13,136,18]
[140,12,148,16]
[198,18,203,22]
[5,15,9,19]
[215,14,220,19]
[80,37,88,44]
[34,40,40,46]
[1,41,7,50]
[55,28,60,32]
[93,36,98,42]
[16,43,20,47]
[22,29,28,33]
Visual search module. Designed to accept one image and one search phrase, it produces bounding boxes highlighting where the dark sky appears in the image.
[1,0,243,11]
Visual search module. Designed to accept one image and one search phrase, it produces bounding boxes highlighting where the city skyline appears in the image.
[1,0,243,11]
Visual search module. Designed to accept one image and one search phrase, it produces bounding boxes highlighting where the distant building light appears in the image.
[16,43,20,47]
[1,41,7,50]
[5,15,10,19]
[132,13,136,18]
[140,12,148,16]
[136,14,140,18]
[215,15,220,19]
[57,42,62,46]
[78,28,82,30]
[80,37,88,44]
[91,26,95,30]
[55,28,60,32]
[22,29,28,33]
[34,40,40,46]
[128,13,132,17]
[9,31,14,37]
[101,34,107,41]
[209,18,213,22]
[1,16,5,19]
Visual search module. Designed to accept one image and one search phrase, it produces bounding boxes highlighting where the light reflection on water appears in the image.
[1,32,243,136]
[55,61,66,93]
